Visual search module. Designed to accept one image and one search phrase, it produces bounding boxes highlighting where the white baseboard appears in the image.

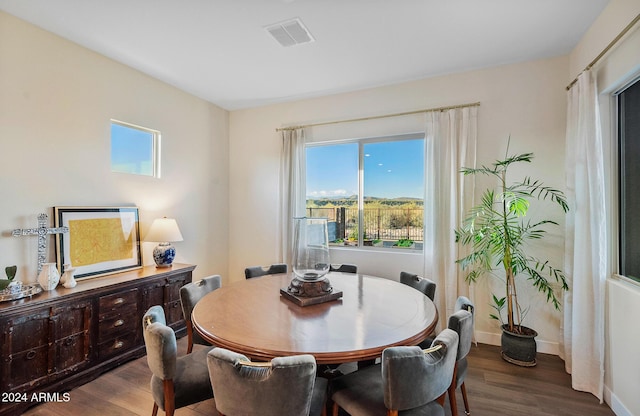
[605,386,632,416]
[474,330,559,355]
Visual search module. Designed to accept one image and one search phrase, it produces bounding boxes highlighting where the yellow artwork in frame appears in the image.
[54,206,142,279]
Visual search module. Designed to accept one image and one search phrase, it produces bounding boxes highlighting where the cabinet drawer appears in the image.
[99,288,138,317]
[98,314,138,343]
[98,332,137,361]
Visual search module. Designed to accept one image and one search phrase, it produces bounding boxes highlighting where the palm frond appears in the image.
[494,152,534,169]
[514,177,569,212]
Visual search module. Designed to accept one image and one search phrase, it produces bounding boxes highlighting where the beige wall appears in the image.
[229,55,570,352]
[0,11,230,282]
[571,1,640,415]
[569,0,640,81]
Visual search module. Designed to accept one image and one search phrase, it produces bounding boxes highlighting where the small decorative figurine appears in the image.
[61,264,77,289]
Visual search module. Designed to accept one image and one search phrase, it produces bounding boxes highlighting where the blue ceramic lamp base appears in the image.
[153,242,176,268]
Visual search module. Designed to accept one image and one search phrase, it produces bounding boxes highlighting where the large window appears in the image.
[306,134,424,250]
[110,120,160,177]
[618,77,640,282]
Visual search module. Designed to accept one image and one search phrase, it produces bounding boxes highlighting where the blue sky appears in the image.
[306,138,424,199]
[111,122,154,175]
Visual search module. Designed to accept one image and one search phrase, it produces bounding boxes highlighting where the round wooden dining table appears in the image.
[192,272,438,364]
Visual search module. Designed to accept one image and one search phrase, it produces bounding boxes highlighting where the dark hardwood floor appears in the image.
[22,338,614,416]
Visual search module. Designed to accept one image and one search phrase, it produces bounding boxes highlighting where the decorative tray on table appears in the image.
[0,283,42,302]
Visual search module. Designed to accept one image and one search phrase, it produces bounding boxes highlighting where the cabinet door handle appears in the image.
[113,340,124,349]
[26,350,37,360]
[113,297,125,305]
[114,319,124,327]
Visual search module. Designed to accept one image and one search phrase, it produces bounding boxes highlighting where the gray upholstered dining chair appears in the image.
[329,263,358,274]
[207,347,328,416]
[244,263,287,279]
[142,306,214,416]
[400,271,438,348]
[447,296,475,416]
[331,328,459,416]
[399,271,437,301]
[179,274,222,353]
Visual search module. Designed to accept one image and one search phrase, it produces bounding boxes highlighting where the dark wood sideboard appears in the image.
[0,263,195,416]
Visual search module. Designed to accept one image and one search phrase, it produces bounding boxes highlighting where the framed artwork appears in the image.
[54,206,142,279]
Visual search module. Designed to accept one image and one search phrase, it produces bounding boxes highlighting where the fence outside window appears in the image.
[306,207,424,247]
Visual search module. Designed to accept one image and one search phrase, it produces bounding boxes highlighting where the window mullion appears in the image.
[358,142,365,246]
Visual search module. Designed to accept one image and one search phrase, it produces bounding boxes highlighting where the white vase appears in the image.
[61,264,77,289]
[37,263,60,291]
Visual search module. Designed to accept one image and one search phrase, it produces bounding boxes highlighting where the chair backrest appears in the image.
[143,304,167,329]
[329,264,358,274]
[244,263,287,279]
[180,275,222,322]
[381,328,459,412]
[448,309,474,361]
[142,307,177,381]
[207,347,317,416]
[399,271,436,301]
[454,295,474,316]
[450,295,475,361]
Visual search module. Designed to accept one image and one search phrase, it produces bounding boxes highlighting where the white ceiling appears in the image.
[0,0,609,110]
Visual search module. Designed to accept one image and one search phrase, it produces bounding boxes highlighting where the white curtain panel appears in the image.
[563,70,606,401]
[279,128,307,264]
[423,106,477,331]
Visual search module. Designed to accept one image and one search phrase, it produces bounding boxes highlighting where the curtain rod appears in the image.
[275,101,480,132]
[566,13,640,91]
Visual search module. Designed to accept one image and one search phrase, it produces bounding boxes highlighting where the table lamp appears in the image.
[145,217,183,268]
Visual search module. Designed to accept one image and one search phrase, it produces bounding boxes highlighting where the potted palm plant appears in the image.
[455,143,569,366]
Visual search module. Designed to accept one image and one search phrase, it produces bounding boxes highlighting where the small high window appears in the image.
[110,120,160,177]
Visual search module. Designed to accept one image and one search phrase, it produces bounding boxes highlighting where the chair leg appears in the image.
[186,324,194,354]
[152,402,158,416]
[448,365,459,416]
[448,382,458,416]
[332,401,340,416]
[387,410,399,416]
[461,381,470,415]
[163,380,176,416]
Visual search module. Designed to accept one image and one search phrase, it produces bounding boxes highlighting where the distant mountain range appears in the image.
[308,195,422,202]
[307,196,423,207]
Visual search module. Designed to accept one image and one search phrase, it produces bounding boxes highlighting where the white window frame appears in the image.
[306,132,425,251]
[110,119,161,178]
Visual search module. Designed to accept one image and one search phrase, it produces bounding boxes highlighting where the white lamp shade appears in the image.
[145,218,184,242]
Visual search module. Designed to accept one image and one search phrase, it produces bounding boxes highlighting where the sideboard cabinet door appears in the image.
[50,300,92,380]
[1,308,51,392]
[165,274,188,329]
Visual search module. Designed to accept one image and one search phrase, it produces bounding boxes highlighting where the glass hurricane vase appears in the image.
[292,217,330,281]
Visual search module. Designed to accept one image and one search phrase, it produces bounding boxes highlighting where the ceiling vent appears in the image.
[265,18,315,47]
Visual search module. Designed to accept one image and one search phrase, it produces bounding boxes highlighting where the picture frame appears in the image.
[54,206,142,279]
